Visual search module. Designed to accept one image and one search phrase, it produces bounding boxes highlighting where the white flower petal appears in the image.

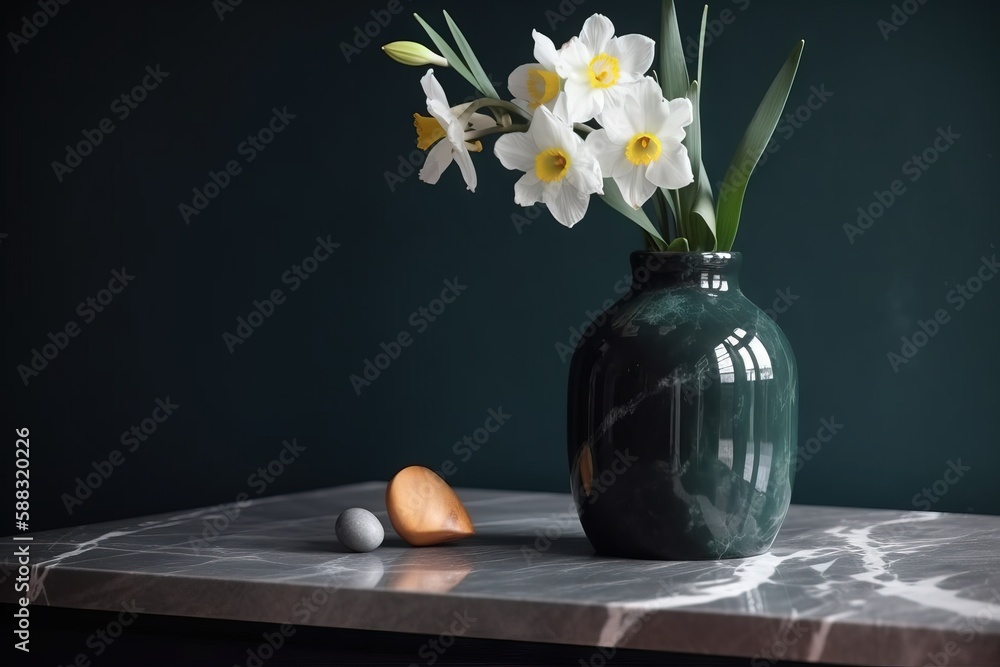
[467,112,495,133]
[556,38,591,79]
[658,97,694,140]
[647,144,694,189]
[514,172,545,206]
[420,69,449,108]
[419,140,454,185]
[426,98,453,130]
[579,14,615,54]
[563,78,603,123]
[609,34,655,78]
[453,144,477,192]
[532,30,561,71]
[508,63,537,103]
[594,94,637,143]
[544,182,591,228]
[617,165,658,209]
[494,132,537,172]
[528,104,573,151]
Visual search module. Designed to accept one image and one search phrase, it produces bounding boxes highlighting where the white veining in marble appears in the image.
[3,483,998,666]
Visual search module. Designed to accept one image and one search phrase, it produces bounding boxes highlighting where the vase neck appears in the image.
[630,252,742,291]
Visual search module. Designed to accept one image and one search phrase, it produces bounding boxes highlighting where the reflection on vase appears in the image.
[567,252,798,560]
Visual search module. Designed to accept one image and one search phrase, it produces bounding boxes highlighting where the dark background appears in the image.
[3,0,999,537]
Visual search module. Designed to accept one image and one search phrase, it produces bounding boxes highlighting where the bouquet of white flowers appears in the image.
[383,1,803,252]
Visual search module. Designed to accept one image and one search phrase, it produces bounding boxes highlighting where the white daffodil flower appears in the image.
[556,14,655,123]
[414,69,493,192]
[586,78,694,209]
[494,101,604,228]
[507,30,563,112]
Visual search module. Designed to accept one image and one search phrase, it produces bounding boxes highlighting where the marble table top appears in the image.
[6,483,999,666]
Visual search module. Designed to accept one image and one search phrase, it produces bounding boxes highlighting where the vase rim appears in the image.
[630,250,742,275]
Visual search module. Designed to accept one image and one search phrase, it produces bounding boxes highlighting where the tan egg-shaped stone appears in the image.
[385,466,474,546]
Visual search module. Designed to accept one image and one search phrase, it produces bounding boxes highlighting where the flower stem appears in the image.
[459,98,531,126]
[466,124,529,140]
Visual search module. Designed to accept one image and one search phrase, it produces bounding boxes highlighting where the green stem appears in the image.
[465,124,528,141]
[458,98,531,126]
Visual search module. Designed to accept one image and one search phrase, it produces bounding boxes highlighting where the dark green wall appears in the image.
[4,0,998,531]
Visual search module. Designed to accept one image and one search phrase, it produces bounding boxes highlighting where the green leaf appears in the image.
[413,14,481,94]
[599,179,668,251]
[667,237,690,251]
[716,40,805,251]
[443,11,500,99]
[697,5,708,88]
[659,0,690,101]
[688,170,717,252]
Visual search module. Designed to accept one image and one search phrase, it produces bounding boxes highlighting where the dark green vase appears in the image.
[567,252,798,560]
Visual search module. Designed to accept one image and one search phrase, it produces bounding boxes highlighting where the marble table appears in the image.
[5,483,999,666]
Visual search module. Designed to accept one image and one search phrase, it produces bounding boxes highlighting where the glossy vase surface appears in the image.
[567,252,798,560]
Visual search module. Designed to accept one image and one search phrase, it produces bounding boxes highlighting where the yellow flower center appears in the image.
[625,133,662,165]
[588,53,620,89]
[526,68,561,109]
[535,148,571,183]
[414,113,446,150]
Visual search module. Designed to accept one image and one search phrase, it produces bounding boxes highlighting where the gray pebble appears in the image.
[335,508,384,552]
